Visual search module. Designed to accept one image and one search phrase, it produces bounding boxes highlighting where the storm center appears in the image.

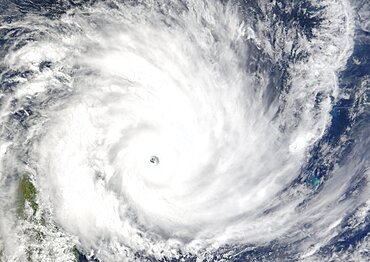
[149,156,159,166]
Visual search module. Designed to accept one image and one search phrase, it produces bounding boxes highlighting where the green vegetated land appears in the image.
[73,246,80,261]
[15,175,79,261]
[17,175,38,219]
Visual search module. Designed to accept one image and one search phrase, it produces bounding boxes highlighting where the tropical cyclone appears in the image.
[0,0,367,261]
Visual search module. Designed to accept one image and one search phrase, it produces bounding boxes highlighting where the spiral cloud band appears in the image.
[0,0,369,261]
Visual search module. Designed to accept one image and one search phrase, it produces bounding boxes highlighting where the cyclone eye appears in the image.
[150,156,159,166]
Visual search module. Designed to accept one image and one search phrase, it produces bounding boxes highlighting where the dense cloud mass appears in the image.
[0,0,369,261]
